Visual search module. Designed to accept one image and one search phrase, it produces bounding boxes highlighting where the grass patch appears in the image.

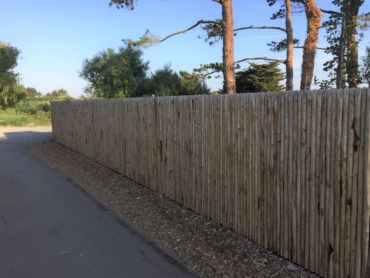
[0,108,51,127]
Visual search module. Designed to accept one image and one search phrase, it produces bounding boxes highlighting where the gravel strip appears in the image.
[31,141,319,278]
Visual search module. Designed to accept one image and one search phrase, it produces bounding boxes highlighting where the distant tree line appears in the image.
[80,46,287,98]
[79,46,210,98]
[0,42,73,110]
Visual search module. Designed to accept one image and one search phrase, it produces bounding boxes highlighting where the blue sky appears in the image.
[0,0,369,97]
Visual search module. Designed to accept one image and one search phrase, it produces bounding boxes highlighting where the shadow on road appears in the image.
[0,127,52,144]
[2,131,52,144]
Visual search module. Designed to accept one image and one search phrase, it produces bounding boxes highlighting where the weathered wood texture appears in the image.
[51,89,370,278]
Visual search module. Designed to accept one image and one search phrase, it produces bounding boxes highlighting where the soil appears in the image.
[31,141,319,278]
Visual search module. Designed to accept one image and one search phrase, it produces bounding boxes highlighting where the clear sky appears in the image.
[0,0,369,97]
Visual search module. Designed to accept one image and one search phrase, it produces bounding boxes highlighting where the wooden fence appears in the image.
[51,89,370,278]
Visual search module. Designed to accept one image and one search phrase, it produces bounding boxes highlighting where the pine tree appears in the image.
[236,62,285,93]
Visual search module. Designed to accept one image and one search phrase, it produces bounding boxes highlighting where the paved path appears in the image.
[0,127,196,278]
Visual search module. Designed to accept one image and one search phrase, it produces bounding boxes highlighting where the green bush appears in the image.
[36,102,50,112]
[15,99,50,115]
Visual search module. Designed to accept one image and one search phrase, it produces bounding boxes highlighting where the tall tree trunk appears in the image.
[336,17,346,88]
[285,0,294,91]
[345,0,361,88]
[347,32,359,87]
[300,0,322,90]
[221,0,236,94]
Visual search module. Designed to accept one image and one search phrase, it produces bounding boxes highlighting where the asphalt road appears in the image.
[0,128,196,278]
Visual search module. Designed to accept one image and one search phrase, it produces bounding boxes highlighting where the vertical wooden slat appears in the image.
[338,90,349,278]
[279,92,286,257]
[355,89,365,278]
[350,89,361,277]
[333,90,341,278]
[296,91,303,265]
[256,93,262,245]
[220,95,226,224]
[362,89,370,278]
[247,94,253,238]
[318,91,327,277]
[291,91,298,262]
[254,93,258,241]
[266,93,272,248]
[345,89,355,278]
[313,91,322,274]
[304,91,312,267]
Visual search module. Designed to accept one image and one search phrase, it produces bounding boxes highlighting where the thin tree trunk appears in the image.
[345,0,361,88]
[285,0,294,91]
[336,17,346,88]
[300,0,322,90]
[221,0,236,94]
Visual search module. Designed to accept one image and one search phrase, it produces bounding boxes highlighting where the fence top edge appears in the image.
[50,88,368,105]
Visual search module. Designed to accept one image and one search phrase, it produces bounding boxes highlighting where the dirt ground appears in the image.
[31,141,319,278]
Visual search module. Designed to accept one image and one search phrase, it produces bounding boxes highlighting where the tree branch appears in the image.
[234,25,287,33]
[235,57,286,64]
[320,9,343,16]
[211,0,222,3]
[200,57,286,77]
[204,70,219,77]
[295,46,328,51]
[158,20,221,43]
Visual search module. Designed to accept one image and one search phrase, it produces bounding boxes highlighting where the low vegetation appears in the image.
[0,107,50,127]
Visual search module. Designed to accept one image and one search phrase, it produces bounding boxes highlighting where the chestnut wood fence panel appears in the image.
[51,89,370,278]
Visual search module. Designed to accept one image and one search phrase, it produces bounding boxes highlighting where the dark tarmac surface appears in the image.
[0,128,196,278]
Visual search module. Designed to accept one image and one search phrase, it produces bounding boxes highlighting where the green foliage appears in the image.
[45,89,71,100]
[149,65,210,97]
[123,30,161,48]
[179,71,210,95]
[200,21,223,46]
[236,62,285,93]
[361,44,370,87]
[25,87,42,98]
[80,46,149,98]
[0,42,19,74]
[313,76,335,89]
[320,0,368,87]
[109,0,135,10]
[0,108,50,127]
[267,39,300,52]
[0,83,28,110]
[0,42,20,109]
[15,99,50,115]
[267,0,304,19]
[150,66,181,97]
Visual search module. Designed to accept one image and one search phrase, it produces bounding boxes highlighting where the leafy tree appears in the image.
[150,66,181,97]
[45,89,71,100]
[80,46,149,98]
[148,65,210,97]
[236,62,285,93]
[179,71,210,95]
[25,87,42,98]
[361,44,370,87]
[0,42,20,109]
